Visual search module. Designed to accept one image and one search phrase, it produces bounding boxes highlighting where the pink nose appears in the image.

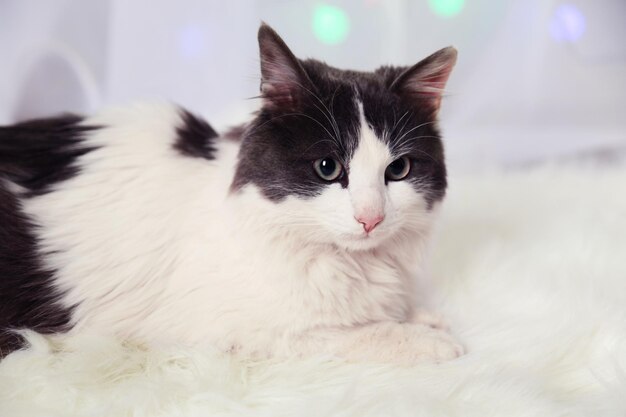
[355,215,384,233]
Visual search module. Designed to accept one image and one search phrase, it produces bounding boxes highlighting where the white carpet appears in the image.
[1,165,625,417]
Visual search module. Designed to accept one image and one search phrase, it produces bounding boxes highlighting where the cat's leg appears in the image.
[290,322,464,365]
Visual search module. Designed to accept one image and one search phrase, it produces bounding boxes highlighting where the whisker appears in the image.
[296,139,339,160]
[395,121,437,146]
[392,135,442,159]
[248,111,338,149]
[280,80,342,147]
[390,111,410,138]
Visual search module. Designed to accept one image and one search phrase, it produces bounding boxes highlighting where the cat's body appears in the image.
[0,25,463,363]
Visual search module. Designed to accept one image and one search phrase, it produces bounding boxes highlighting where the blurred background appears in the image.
[1,0,624,170]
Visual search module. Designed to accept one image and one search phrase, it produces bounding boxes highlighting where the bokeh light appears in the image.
[312,4,350,45]
[429,0,465,18]
[549,4,586,42]
[178,25,206,58]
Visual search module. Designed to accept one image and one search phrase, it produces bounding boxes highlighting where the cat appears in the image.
[0,23,463,364]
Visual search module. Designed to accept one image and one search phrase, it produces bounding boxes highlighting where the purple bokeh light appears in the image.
[549,4,586,43]
[178,25,206,58]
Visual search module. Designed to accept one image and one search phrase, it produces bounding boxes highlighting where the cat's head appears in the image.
[232,24,456,251]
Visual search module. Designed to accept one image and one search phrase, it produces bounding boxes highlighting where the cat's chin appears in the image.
[333,233,389,252]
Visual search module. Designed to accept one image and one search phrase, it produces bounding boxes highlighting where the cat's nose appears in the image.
[355,214,384,233]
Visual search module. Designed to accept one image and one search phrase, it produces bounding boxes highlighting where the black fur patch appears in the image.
[0,114,98,357]
[173,109,218,160]
[0,181,74,357]
[0,115,98,196]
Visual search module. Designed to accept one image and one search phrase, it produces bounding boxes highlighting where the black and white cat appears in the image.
[0,24,462,364]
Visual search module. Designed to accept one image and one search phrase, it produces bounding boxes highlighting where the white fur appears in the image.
[18,101,458,362]
[2,165,625,416]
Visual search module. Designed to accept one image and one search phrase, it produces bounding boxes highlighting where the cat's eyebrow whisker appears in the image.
[392,135,442,159]
[286,110,341,153]
[246,88,339,149]
[395,134,440,148]
[382,114,412,149]
[250,111,338,149]
[307,103,343,152]
[310,101,344,154]
[301,84,341,137]
[397,135,441,141]
[390,111,410,138]
[392,143,417,158]
[290,81,344,153]
[394,121,437,147]
[393,112,413,143]
[395,147,440,164]
[328,85,347,153]
[296,139,340,160]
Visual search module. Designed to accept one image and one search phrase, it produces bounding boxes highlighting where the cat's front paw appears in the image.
[407,325,465,363]
[339,323,464,365]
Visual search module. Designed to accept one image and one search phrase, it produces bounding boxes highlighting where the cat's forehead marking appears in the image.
[348,100,391,186]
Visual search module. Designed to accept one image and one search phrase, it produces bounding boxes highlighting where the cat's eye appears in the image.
[313,157,343,181]
[385,157,411,181]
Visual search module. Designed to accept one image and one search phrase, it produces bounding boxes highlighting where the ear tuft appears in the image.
[391,47,458,116]
[258,23,309,110]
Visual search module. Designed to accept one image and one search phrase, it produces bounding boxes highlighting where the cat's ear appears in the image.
[390,47,457,116]
[258,23,310,110]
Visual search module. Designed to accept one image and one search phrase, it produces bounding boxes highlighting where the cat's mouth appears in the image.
[338,229,388,251]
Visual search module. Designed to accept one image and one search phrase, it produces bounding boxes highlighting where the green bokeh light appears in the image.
[312,4,350,45]
[429,0,465,18]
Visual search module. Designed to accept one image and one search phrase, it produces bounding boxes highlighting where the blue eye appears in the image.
[386,156,411,181]
[314,157,343,181]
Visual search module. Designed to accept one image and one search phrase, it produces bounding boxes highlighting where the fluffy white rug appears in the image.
[1,166,625,417]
